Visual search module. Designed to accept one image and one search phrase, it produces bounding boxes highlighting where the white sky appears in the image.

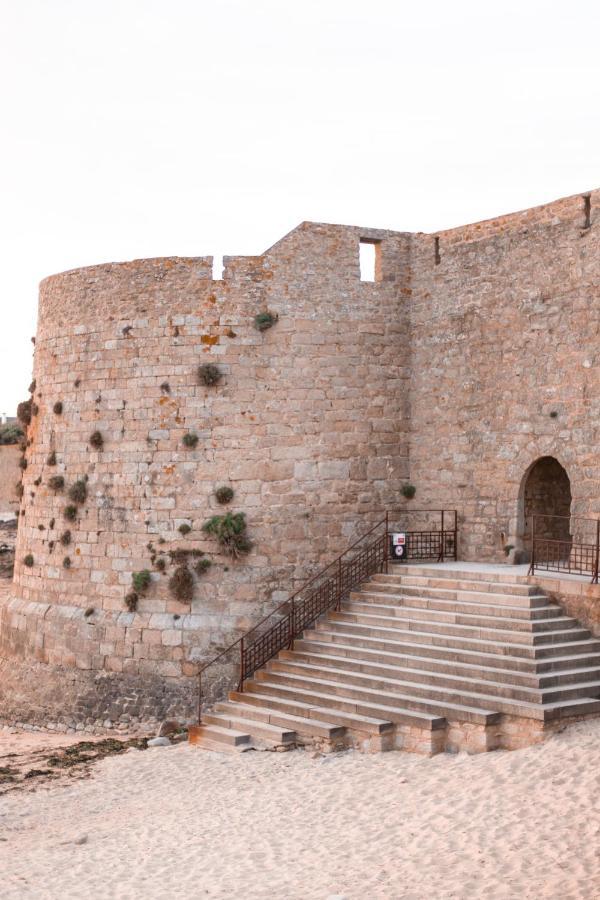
[1,0,599,416]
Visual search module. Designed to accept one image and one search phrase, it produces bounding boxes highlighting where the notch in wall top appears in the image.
[582,193,592,230]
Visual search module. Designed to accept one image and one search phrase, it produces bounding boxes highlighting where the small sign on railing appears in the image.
[390,532,406,561]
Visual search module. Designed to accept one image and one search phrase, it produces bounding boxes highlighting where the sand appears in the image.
[1,720,599,900]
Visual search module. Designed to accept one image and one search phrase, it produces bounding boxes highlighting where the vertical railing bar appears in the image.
[528,514,535,577]
[239,636,245,692]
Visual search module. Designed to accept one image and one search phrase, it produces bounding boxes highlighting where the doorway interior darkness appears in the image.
[519,456,572,560]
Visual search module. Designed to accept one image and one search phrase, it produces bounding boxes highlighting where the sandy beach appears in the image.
[1,720,599,900]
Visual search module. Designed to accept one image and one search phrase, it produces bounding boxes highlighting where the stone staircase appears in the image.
[189,565,600,755]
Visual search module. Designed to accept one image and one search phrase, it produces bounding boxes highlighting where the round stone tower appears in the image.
[0,222,410,729]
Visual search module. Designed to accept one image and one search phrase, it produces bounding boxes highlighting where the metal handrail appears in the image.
[196,508,458,721]
[528,512,600,584]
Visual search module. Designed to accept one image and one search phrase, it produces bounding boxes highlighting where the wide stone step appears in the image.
[215,700,346,740]
[346,595,562,627]
[273,655,600,706]
[328,609,587,644]
[228,690,394,735]
[264,661,600,720]
[355,587,555,617]
[254,670,501,725]
[203,710,296,744]
[372,572,542,598]
[304,628,600,671]
[366,579,547,607]
[296,642,600,689]
[391,565,529,585]
[188,723,251,749]
[244,681,452,730]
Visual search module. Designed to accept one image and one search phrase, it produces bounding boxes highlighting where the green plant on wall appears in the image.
[131,569,152,593]
[401,484,416,499]
[254,310,278,332]
[182,433,199,449]
[202,511,252,558]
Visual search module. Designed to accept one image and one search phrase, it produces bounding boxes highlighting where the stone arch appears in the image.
[517,456,572,560]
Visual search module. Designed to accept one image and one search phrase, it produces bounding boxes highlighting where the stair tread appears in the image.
[336,606,577,631]
[258,672,501,719]
[364,583,548,602]
[351,590,557,614]
[234,689,405,731]
[265,665,600,719]
[205,712,296,740]
[308,629,600,664]
[285,647,600,686]
[324,618,588,649]
[247,682,450,727]
[217,702,347,736]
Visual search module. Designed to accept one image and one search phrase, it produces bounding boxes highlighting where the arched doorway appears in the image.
[518,457,572,560]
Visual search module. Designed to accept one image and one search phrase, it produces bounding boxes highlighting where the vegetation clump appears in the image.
[182,432,199,449]
[198,363,222,387]
[23,554,34,567]
[215,485,234,504]
[18,457,27,470]
[17,400,33,426]
[89,430,104,450]
[46,451,57,466]
[48,475,65,491]
[202,512,252,558]
[254,310,278,332]
[53,401,63,415]
[178,523,192,535]
[63,505,78,521]
[401,484,417,499]
[503,544,515,557]
[124,592,139,612]
[0,424,24,445]
[60,530,71,546]
[160,381,170,393]
[62,556,71,569]
[68,480,88,505]
[169,565,194,603]
[154,557,167,572]
[131,569,152,593]
[194,558,212,576]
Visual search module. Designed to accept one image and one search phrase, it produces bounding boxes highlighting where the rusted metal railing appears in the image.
[197,508,458,722]
[528,513,600,584]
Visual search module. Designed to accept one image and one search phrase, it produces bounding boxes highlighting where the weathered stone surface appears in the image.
[2,188,600,728]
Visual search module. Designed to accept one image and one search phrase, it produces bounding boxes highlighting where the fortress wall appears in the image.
[1,224,411,727]
[409,189,600,560]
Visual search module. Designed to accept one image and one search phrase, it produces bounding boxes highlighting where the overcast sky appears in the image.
[1,0,599,416]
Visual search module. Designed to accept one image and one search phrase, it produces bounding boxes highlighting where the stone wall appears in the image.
[2,187,600,729]
[1,223,411,725]
[409,189,600,561]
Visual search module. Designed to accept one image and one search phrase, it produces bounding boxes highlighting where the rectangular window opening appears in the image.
[359,239,382,282]
[212,254,224,281]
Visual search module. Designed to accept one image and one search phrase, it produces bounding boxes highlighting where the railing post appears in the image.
[198,670,202,724]
[594,519,600,585]
[384,510,389,574]
[440,509,445,563]
[528,515,535,577]
[454,510,458,561]
[239,637,245,693]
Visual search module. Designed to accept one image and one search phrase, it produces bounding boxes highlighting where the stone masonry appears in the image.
[1,188,598,729]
